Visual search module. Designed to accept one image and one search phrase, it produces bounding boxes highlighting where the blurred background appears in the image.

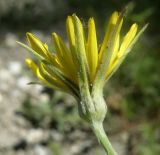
[0,0,159,155]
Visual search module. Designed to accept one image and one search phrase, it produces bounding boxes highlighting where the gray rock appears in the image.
[26,129,50,144]
[8,61,22,75]
[17,76,30,90]
[34,145,52,155]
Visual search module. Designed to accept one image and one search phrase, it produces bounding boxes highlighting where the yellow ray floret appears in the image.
[52,33,77,83]
[26,33,48,59]
[25,58,75,93]
[66,16,76,53]
[118,23,138,58]
[99,11,119,61]
[25,58,38,76]
[25,58,53,87]
[86,18,98,81]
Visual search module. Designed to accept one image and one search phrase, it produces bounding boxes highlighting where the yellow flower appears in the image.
[17,11,147,99]
[17,10,148,154]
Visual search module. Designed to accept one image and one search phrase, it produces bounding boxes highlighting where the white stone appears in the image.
[8,61,22,75]
[17,76,30,90]
[0,69,14,92]
[39,94,49,103]
[34,145,50,155]
[0,69,12,80]
[26,129,49,144]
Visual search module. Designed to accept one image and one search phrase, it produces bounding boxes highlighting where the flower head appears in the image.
[18,11,147,122]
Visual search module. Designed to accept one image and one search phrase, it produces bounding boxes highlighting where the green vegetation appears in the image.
[20,91,83,130]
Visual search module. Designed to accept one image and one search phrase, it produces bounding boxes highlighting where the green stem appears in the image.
[92,122,117,155]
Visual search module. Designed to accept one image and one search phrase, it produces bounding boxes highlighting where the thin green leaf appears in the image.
[17,41,44,60]
[27,81,42,85]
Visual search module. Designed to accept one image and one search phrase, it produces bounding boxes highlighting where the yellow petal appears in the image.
[99,11,119,61]
[86,18,98,81]
[41,63,78,95]
[25,58,38,76]
[106,24,145,80]
[25,58,45,82]
[44,43,48,50]
[118,23,138,58]
[26,33,48,59]
[66,16,76,52]
[25,58,52,87]
[27,33,61,67]
[39,63,72,92]
[52,33,63,59]
[52,33,78,84]
[36,68,59,89]
[102,13,123,79]
[66,16,79,73]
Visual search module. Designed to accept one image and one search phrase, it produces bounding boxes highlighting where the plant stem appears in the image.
[92,121,117,155]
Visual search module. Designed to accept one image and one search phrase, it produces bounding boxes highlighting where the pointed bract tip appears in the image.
[144,23,149,29]
[72,13,77,17]
[16,41,21,44]
[52,32,57,36]
[132,23,138,29]
[26,32,32,37]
